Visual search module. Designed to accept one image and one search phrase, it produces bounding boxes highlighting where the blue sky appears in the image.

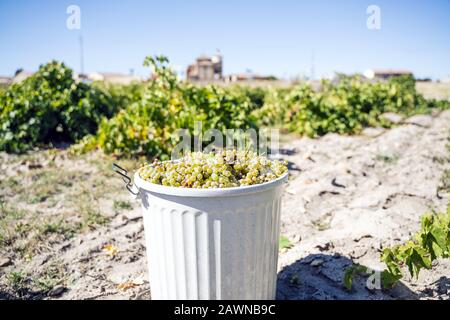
[0,0,449,79]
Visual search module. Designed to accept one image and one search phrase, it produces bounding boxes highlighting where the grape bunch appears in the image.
[138,149,288,188]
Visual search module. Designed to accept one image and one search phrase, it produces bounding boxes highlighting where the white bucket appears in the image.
[134,171,288,300]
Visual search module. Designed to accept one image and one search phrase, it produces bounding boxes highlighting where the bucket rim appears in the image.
[134,171,288,197]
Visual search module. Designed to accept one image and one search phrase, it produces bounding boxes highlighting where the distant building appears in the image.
[12,71,35,83]
[364,69,413,80]
[187,52,223,82]
[87,72,141,84]
[0,76,12,86]
[186,52,277,83]
[74,73,89,83]
[224,73,277,83]
[6,70,142,85]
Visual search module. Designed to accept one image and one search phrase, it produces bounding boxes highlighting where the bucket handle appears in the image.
[112,163,139,196]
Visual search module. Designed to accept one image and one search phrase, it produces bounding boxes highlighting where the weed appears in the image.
[279,235,293,250]
[39,219,77,238]
[375,154,400,164]
[113,200,133,212]
[311,212,333,231]
[0,202,28,247]
[7,271,28,290]
[17,170,62,204]
[80,205,109,229]
[33,261,66,292]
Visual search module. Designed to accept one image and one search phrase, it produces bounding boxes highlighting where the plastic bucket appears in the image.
[134,171,288,300]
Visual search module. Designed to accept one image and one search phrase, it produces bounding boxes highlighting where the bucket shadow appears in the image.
[269,147,298,157]
[432,276,450,293]
[0,290,16,300]
[278,148,298,156]
[0,287,44,300]
[269,148,301,173]
[276,253,417,300]
[419,276,450,298]
[286,161,301,172]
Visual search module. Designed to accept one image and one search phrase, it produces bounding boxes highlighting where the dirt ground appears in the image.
[0,110,449,300]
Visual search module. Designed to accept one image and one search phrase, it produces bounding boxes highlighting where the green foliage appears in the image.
[7,271,27,289]
[76,55,258,158]
[343,203,450,291]
[2,56,450,158]
[279,235,293,250]
[381,203,450,287]
[7,263,66,294]
[76,70,450,158]
[343,264,403,291]
[250,87,290,127]
[253,75,450,137]
[343,264,369,290]
[0,61,115,153]
[92,81,144,112]
[113,200,133,212]
[229,85,267,110]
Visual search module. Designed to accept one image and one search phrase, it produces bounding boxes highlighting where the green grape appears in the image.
[138,149,288,189]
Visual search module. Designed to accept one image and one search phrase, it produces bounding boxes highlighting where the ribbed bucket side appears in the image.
[141,186,284,300]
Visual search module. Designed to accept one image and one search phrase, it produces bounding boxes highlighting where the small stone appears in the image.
[111,219,128,229]
[361,127,385,137]
[132,276,147,285]
[349,247,368,259]
[124,209,142,222]
[436,285,448,295]
[48,285,66,297]
[421,288,433,296]
[316,242,334,251]
[292,234,301,243]
[381,112,403,124]
[61,243,71,251]
[353,234,373,242]
[28,163,43,170]
[124,255,139,263]
[331,177,346,188]
[310,259,324,267]
[0,257,12,267]
[404,114,433,127]
[286,188,297,195]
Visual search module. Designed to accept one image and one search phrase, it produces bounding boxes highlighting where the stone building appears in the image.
[186,52,223,82]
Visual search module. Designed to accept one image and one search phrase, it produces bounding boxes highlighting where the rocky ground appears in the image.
[0,110,449,300]
[277,110,450,300]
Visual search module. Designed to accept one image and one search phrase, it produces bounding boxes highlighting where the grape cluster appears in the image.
[138,150,288,188]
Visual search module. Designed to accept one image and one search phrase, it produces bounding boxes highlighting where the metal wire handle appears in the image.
[112,163,139,196]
